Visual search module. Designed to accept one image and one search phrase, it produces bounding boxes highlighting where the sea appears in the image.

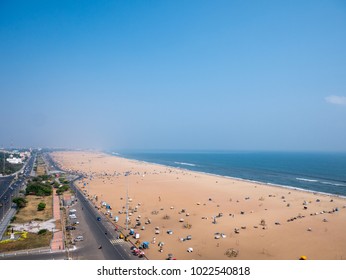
[110,151,346,197]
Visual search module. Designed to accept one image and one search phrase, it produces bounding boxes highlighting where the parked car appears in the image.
[74,235,84,242]
[65,226,76,230]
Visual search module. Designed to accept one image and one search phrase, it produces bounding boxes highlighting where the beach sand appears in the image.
[52,151,346,260]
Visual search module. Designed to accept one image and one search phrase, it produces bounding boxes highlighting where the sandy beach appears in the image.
[51,151,346,260]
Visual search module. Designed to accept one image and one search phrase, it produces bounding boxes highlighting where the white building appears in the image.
[6,157,22,164]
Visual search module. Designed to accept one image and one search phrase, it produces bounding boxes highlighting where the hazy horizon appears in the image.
[1,1,346,152]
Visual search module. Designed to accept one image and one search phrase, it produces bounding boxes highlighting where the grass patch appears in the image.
[36,156,46,176]
[0,231,52,253]
[15,195,53,224]
[36,165,46,176]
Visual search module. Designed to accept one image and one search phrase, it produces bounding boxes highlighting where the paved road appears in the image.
[42,153,63,173]
[46,152,138,259]
[1,191,134,260]
[0,176,14,196]
[1,153,139,260]
[0,176,14,224]
[0,155,35,224]
[69,181,136,260]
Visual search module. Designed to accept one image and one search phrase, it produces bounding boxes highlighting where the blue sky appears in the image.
[0,0,345,151]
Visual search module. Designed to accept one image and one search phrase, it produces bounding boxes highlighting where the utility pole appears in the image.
[88,160,91,198]
[125,171,130,230]
[2,150,5,175]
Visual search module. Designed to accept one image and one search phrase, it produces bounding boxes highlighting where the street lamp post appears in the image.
[125,171,130,231]
[0,203,4,222]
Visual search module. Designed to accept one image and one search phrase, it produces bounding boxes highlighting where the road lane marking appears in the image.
[110,239,125,245]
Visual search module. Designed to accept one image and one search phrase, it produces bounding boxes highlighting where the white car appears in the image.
[74,236,84,242]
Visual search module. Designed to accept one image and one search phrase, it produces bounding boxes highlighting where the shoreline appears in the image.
[108,153,346,200]
[52,150,346,260]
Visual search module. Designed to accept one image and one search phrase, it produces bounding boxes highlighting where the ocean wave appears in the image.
[114,152,346,197]
[174,162,197,167]
[321,181,346,187]
[296,177,346,187]
[296,177,318,182]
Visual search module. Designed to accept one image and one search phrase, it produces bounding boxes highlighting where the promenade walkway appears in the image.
[50,189,64,251]
[0,207,16,240]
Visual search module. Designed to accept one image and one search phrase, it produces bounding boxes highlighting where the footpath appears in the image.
[0,207,16,240]
[50,189,64,251]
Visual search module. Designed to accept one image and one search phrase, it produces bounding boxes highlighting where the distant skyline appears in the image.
[1,0,346,151]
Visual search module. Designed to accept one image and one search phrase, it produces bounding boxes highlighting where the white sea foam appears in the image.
[296,178,318,183]
[174,162,197,167]
[295,177,346,187]
[321,181,346,187]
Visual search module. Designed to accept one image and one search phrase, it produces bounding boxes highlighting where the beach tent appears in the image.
[299,255,307,260]
[142,242,150,249]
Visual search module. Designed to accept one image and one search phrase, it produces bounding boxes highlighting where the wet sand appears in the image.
[51,151,346,260]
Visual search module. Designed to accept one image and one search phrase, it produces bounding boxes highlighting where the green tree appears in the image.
[26,181,52,196]
[56,184,69,195]
[12,197,27,208]
[37,202,46,211]
[39,175,49,180]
